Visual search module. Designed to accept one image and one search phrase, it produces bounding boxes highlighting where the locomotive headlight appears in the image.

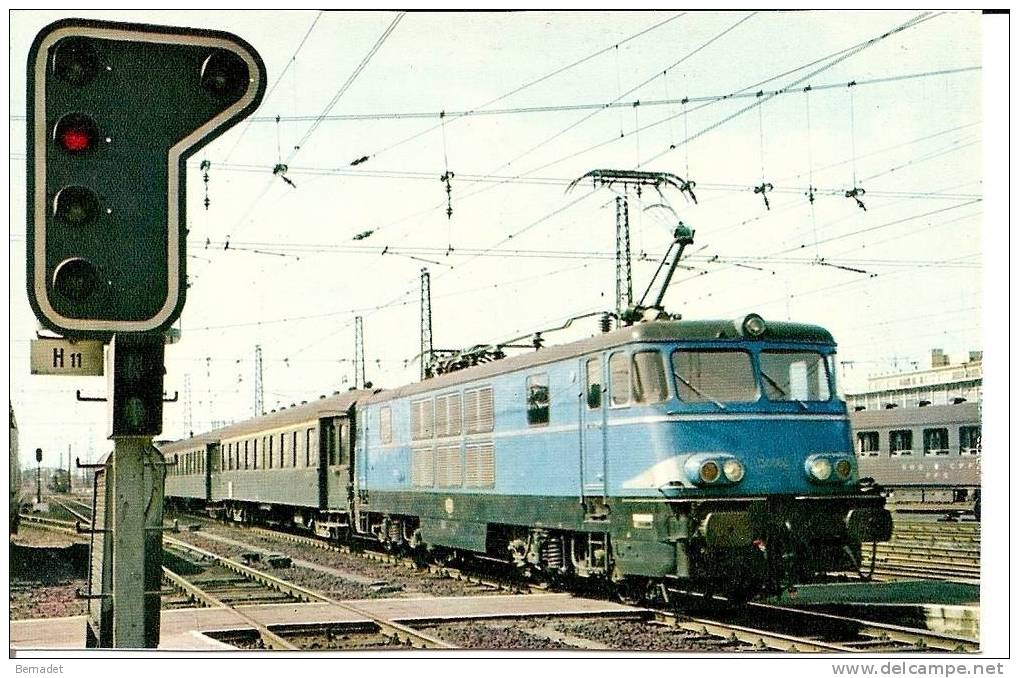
[699,460,721,483]
[807,456,833,481]
[742,313,767,338]
[722,458,745,482]
[835,458,853,480]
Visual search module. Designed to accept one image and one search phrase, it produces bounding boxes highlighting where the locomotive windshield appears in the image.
[670,347,834,404]
[671,349,758,403]
[759,350,831,402]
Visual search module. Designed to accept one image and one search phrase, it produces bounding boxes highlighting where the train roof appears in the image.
[159,389,368,452]
[365,318,835,404]
[849,400,980,427]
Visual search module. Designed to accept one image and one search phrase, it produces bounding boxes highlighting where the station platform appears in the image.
[10,593,636,651]
[766,580,980,638]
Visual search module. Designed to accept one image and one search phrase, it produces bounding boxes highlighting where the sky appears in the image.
[6,10,1003,470]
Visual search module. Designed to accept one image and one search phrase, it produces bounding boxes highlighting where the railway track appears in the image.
[162,535,454,649]
[17,513,80,536]
[19,510,977,653]
[176,511,531,595]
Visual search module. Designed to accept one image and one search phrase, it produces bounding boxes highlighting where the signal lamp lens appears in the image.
[54,114,98,153]
[201,50,249,99]
[808,457,833,481]
[52,257,101,302]
[835,458,852,479]
[54,186,100,226]
[123,396,148,433]
[722,458,745,482]
[699,460,721,483]
[52,38,100,86]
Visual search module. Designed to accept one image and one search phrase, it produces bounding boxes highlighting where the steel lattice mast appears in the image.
[354,316,366,389]
[420,268,433,380]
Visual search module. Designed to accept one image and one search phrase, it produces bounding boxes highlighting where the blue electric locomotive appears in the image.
[165,313,892,598]
[353,314,892,596]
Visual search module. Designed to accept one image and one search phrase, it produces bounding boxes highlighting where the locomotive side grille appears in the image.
[411,445,434,487]
[465,386,495,434]
[435,396,449,436]
[464,442,495,487]
[435,443,463,487]
[411,398,435,441]
[448,393,462,436]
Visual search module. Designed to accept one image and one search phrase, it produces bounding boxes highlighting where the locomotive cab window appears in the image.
[857,431,880,456]
[632,350,668,404]
[672,349,757,403]
[889,430,913,456]
[759,350,831,402]
[609,352,630,407]
[526,374,550,426]
[959,426,981,455]
[923,428,949,455]
[586,358,602,409]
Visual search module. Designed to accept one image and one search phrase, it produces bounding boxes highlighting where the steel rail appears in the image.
[160,566,298,650]
[654,611,857,653]
[18,513,79,535]
[50,498,92,524]
[164,535,455,649]
[187,515,522,593]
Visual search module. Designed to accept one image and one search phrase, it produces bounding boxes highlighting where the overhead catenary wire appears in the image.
[360,12,686,162]
[372,12,945,250]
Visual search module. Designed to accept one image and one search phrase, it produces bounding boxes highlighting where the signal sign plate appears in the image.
[30,337,104,376]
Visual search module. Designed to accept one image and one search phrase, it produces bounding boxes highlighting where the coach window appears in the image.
[889,430,913,456]
[923,428,949,456]
[278,433,285,468]
[632,351,668,404]
[306,428,316,467]
[245,440,251,470]
[526,374,550,426]
[292,431,299,467]
[253,438,259,470]
[609,352,630,407]
[380,407,393,445]
[856,432,880,457]
[586,358,602,409]
[267,435,274,469]
[959,426,981,455]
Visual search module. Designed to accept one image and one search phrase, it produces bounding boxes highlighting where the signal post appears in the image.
[25,19,264,647]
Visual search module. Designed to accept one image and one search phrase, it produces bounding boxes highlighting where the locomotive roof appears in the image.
[161,318,833,445]
[364,318,835,405]
[159,389,368,452]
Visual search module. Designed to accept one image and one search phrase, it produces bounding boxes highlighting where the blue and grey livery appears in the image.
[164,315,892,598]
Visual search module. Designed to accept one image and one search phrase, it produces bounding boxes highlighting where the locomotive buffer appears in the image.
[25,19,264,647]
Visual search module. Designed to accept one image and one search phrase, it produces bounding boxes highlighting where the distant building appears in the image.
[845,349,982,411]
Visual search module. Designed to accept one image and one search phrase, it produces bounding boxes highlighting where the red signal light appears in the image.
[54,114,98,154]
[60,126,92,152]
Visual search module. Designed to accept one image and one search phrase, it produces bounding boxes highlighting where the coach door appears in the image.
[580,356,607,513]
[204,443,218,502]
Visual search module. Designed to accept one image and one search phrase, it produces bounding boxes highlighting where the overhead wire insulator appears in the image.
[753,182,774,210]
[845,187,867,210]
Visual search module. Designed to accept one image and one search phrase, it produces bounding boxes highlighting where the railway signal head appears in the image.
[26,19,266,338]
